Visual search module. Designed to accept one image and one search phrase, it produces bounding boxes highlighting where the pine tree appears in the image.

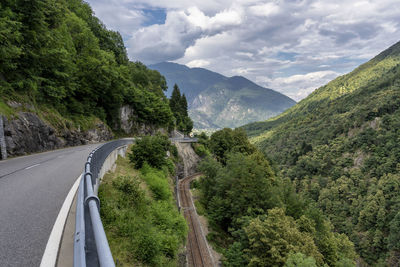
[169,84,193,134]
[181,93,188,116]
[170,84,181,116]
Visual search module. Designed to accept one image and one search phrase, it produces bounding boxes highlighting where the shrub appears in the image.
[140,164,171,201]
[129,134,173,169]
[192,143,210,157]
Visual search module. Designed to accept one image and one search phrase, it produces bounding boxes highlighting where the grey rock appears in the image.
[3,112,113,157]
[174,142,200,178]
[119,105,167,136]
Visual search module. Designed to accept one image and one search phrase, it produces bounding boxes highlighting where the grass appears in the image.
[0,99,15,118]
[99,147,187,267]
[191,187,206,216]
[0,91,106,133]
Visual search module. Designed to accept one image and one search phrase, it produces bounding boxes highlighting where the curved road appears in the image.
[0,144,99,267]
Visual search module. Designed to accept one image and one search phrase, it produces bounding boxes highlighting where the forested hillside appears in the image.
[0,0,189,134]
[243,41,400,265]
[194,128,356,266]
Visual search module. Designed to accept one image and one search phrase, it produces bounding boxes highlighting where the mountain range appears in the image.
[243,40,400,265]
[148,62,296,130]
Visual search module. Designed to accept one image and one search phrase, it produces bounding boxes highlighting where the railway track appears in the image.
[178,173,215,267]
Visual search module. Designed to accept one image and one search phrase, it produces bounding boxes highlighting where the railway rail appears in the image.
[178,173,216,267]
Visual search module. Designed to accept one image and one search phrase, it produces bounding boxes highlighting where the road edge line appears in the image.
[40,173,82,267]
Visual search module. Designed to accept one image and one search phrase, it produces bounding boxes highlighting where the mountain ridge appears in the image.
[242,40,400,265]
[149,62,296,129]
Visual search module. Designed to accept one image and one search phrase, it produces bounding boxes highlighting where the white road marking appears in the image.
[25,163,40,170]
[40,174,82,267]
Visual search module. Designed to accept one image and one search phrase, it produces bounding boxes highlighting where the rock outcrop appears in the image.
[119,105,167,135]
[174,141,200,178]
[2,112,113,157]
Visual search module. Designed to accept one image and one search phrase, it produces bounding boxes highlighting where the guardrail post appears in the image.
[0,115,7,160]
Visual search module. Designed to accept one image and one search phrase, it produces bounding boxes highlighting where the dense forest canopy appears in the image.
[195,128,357,266]
[243,41,400,266]
[0,0,190,133]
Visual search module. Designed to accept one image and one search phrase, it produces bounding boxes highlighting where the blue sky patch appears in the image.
[142,8,167,26]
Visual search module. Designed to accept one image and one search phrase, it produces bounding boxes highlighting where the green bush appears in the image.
[141,163,171,201]
[99,160,187,266]
[129,134,174,169]
[192,143,210,157]
[284,252,317,267]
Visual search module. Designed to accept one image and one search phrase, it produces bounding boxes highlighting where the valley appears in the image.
[1,0,399,266]
[243,40,400,266]
[149,62,296,130]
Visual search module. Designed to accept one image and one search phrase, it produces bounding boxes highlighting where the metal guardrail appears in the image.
[73,136,196,266]
[170,137,198,143]
[74,139,133,267]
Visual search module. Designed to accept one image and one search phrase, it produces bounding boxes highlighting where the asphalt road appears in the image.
[0,144,99,267]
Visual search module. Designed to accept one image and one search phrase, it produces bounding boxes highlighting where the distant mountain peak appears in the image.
[151,61,188,68]
[148,62,295,130]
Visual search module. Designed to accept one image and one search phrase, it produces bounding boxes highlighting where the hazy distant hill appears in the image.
[243,41,400,265]
[149,62,296,129]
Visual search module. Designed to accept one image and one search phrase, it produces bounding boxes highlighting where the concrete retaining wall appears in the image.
[94,145,129,195]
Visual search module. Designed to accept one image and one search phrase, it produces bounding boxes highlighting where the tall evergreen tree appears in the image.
[169,84,193,134]
[170,84,181,115]
[181,93,188,116]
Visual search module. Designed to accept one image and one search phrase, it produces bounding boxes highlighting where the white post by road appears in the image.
[0,115,7,160]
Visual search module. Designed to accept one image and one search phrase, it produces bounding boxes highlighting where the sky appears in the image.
[85,0,400,101]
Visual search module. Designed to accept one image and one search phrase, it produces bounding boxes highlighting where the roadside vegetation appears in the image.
[99,137,187,266]
[194,128,357,266]
[192,132,211,158]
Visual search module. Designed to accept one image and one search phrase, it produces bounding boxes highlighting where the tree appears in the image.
[0,2,22,93]
[209,128,256,164]
[388,211,400,251]
[200,152,278,232]
[129,134,173,169]
[245,208,323,266]
[170,84,181,116]
[284,252,317,267]
[169,84,193,134]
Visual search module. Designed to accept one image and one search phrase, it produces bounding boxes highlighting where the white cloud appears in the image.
[127,10,203,63]
[259,71,340,101]
[86,0,400,100]
[85,0,145,36]
[187,59,210,68]
[249,3,280,17]
[127,6,244,63]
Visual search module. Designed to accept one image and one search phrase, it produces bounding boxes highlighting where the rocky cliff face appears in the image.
[2,112,113,157]
[174,142,200,178]
[119,105,167,135]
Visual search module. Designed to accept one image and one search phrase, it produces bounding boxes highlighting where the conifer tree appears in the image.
[169,84,193,134]
[170,84,181,115]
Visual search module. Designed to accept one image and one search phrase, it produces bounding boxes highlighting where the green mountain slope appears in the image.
[149,62,296,129]
[243,41,400,265]
[1,0,174,135]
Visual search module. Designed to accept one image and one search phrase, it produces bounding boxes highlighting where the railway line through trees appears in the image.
[178,173,216,267]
